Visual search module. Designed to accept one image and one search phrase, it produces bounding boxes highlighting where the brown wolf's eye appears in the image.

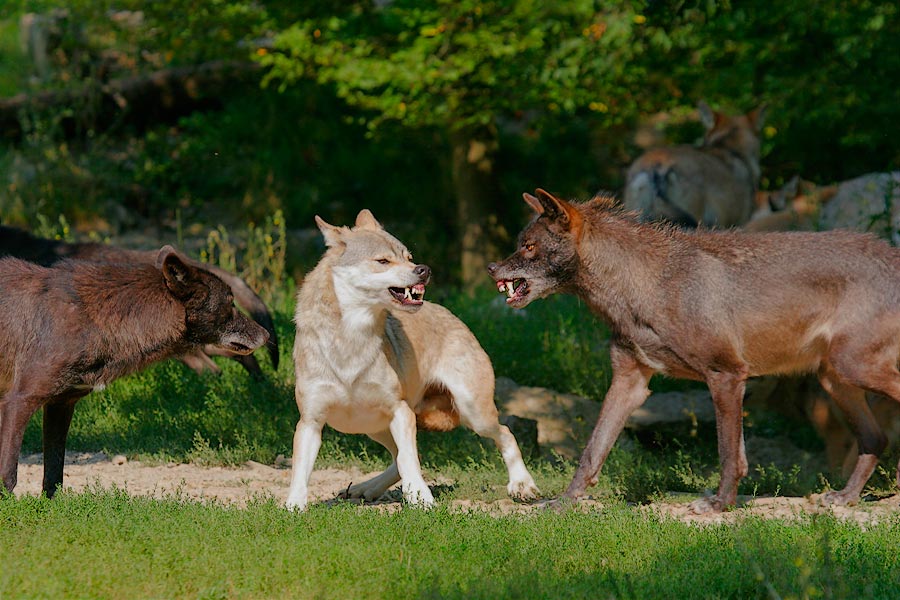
[524,243,535,252]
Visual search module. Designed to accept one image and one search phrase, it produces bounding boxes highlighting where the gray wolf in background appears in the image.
[0,247,269,497]
[490,188,900,513]
[624,101,767,228]
[286,210,538,511]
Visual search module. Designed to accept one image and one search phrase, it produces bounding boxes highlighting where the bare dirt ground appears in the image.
[15,452,900,526]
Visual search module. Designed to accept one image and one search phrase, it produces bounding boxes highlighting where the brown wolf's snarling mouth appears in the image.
[389,283,426,306]
[496,278,529,305]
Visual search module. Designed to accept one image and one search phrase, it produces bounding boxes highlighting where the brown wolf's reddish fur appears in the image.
[0,247,269,497]
[490,188,900,512]
[0,225,279,376]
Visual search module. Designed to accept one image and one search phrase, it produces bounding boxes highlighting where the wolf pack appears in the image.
[2,101,900,515]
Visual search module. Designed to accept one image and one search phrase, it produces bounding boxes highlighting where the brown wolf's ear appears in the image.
[747,103,768,132]
[697,100,717,130]
[315,215,348,248]
[354,209,383,231]
[534,189,581,230]
[157,245,197,299]
[523,192,544,214]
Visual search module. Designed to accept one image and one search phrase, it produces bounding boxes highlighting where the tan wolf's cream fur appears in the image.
[286,210,538,511]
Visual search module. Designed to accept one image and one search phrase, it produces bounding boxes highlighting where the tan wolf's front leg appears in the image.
[285,417,323,511]
[389,405,434,507]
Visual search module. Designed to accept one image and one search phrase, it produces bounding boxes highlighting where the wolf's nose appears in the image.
[414,264,431,282]
[486,262,498,276]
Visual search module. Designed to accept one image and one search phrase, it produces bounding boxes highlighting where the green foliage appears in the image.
[262,1,657,133]
[4,492,900,598]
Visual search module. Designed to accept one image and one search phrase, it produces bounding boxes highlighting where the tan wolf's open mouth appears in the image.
[389,283,426,306]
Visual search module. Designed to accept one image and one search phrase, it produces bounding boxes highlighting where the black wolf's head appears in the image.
[156,246,270,354]
[487,189,583,308]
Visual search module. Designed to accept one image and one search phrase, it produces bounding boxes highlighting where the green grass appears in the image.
[3,489,900,599]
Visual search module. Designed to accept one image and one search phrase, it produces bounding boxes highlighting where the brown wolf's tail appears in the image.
[627,169,699,227]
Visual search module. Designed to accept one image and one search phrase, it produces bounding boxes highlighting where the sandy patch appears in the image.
[14,452,900,524]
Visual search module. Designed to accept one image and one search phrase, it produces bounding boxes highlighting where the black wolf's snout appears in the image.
[414,264,431,284]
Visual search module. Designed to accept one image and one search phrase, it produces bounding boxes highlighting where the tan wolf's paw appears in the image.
[342,481,388,503]
[508,479,541,502]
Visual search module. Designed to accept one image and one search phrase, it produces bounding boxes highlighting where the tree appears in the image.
[260,0,670,288]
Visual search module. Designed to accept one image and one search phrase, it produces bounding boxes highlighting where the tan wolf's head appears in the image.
[315,209,431,313]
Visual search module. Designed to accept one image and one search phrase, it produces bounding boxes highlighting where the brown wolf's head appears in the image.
[487,189,583,308]
[697,100,767,162]
[315,210,432,313]
[155,246,270,354]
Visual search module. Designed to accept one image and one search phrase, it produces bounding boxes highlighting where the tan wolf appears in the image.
[624,101,767,228]
[489,188,900,513]
[285,210,539,511]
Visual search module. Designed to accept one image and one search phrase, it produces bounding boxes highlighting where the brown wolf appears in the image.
[0,247,269,497]
[0,225,279,377]
[623,101,767,228]
[286,210,538,510]
[489,188,900,513]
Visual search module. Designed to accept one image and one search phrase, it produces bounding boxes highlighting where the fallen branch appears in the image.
[0,60,262,141]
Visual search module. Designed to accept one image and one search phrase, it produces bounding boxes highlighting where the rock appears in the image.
[111,454,127,466]
[495,377,599,460]
[626,389,715,429]
[274,454,290,467]
[496,377,724,460]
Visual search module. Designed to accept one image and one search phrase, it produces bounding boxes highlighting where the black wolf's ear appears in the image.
[697,100,720,130]
[315,215,348,248]
[157,245,196,299]
[748,103,768,132]
[354,209,383,231]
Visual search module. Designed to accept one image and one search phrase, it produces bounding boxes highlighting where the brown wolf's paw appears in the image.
[538,496,578,513]
[689,495,732,514]
[812,490,860,507]
[508,480,541,502]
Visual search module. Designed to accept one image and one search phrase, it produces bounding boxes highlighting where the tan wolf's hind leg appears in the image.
[343,430,401,502]
[445,376,540,501]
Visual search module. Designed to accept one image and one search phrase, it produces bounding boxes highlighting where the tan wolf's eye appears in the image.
[376,258,390,265]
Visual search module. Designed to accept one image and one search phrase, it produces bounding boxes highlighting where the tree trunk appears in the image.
[450,126,507,292]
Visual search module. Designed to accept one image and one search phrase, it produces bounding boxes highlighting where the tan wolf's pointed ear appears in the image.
[315,215,347,248]
[354,209,383,231]
[534,189,581,230]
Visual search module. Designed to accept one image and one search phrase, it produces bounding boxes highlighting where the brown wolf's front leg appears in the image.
[560,345,654,503]
[690,369,748,514]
